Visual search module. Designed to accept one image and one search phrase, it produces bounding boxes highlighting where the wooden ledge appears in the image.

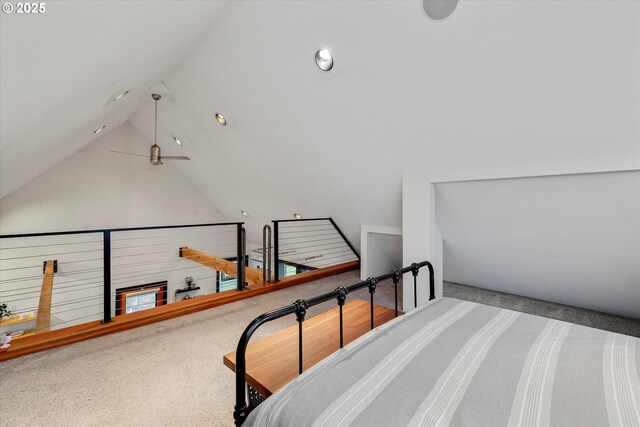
[0,260,359,361]
[223,299,399,397]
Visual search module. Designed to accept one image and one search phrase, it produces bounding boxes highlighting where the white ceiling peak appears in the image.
[130,0,640,247]
[0,1,230,198]
[146,82,174,99]
[2,1,639,252]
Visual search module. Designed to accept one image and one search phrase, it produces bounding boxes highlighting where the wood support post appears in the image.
[36,260,56,333]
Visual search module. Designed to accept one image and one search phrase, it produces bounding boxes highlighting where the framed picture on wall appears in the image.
[115,281,168,315]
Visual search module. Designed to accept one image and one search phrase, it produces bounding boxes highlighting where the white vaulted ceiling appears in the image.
[0,0,229,197]
[127,0,640,245]
[2,0,639,250]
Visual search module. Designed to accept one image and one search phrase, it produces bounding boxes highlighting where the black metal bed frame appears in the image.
[232,260,435,426]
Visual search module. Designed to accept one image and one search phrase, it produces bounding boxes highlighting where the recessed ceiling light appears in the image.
[315,49,333,72]
[241,210,249,217]
[93,125,106,134]
[173,137,183,146]
[113,90,130,101]
[293,213,303,220]
[422,0,458,21]
[215,113,227,126]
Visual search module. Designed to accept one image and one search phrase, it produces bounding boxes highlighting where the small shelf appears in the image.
[0,314,36,327]
[175,286,200,295]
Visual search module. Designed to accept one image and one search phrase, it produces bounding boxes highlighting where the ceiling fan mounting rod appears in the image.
[110,92,189,165]
[152,93,160,146]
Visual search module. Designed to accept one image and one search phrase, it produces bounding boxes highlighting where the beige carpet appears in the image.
[445,281,639,337]
[2,271,637,427]
[0,270,377,427]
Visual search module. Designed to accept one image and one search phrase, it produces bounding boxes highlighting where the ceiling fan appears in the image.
[111,94,190,166]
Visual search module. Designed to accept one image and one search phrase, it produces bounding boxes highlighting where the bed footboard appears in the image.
[232,261,434,426]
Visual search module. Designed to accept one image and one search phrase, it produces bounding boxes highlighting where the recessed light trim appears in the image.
[113,90,130,101]
[93,125,106,134]
[422,0,458,21]
[315,49,333,72]
[241,210,249,217]
[215,113,227,126]
[173,137,183,146]
[293,213,303,220]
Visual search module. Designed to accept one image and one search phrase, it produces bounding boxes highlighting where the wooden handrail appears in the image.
[180,247,263,286]
[35,260,55,333]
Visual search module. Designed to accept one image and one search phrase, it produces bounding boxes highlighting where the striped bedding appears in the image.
[245,297,640,427]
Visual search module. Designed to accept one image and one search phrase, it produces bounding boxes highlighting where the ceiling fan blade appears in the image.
[111,150,149,158]
[159,156,191,161]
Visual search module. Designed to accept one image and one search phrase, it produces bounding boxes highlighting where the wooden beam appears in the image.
[35,260,55,333]
[180,247,263,286]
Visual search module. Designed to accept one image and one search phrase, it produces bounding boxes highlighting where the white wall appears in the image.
[128,0,639,248]
[366,233,402,274]
[0,122,226,233]
[0,1,230,198]
[385,0,640,316]
[403,177,444,310]
[360,225,402,280]
[434,171,640,319]
[0,123,232,330]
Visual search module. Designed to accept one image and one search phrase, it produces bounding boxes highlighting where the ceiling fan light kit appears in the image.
[111,93,190,166]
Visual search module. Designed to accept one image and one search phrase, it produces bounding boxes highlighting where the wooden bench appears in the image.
[223,299,400,398]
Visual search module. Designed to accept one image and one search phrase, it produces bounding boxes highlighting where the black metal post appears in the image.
[411,263,419,308]
[392,269,401,317]
[102,231,112,324]
[273,221,279,283]
[236,224,246,291]
[427,262,435,301]
[294,299,308,374]
[336,287,348,348]
[262,225,272,283]
[339,305,344,347]
[368,277,377,330]
[298,322,303,374]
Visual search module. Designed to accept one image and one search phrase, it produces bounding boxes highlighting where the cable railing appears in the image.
[0,217,359,356]
[271,218,359,282]
[0,222,245,338]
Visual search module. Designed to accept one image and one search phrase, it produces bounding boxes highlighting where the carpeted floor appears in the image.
[445,281,639,337]
[1,271,637,427]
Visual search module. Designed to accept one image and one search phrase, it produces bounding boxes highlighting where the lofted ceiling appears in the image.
[128,0,640,245]
[2,0,639,251]
[0,0,229,197]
